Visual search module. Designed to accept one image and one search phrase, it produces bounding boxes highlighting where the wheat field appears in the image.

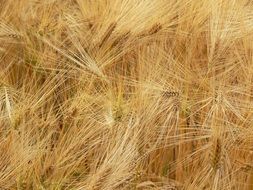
[0,0,253,189]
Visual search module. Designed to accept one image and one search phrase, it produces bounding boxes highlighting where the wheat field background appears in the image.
[0,0,253,189]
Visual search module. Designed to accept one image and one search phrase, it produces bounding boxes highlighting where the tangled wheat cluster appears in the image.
[0,0,253,189]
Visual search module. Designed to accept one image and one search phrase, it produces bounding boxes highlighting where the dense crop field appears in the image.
[0,0,253,189]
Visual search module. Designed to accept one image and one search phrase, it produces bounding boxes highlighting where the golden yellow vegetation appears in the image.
[0,0,253,189]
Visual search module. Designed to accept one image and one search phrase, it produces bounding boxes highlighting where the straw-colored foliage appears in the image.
[0,0,253,189]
